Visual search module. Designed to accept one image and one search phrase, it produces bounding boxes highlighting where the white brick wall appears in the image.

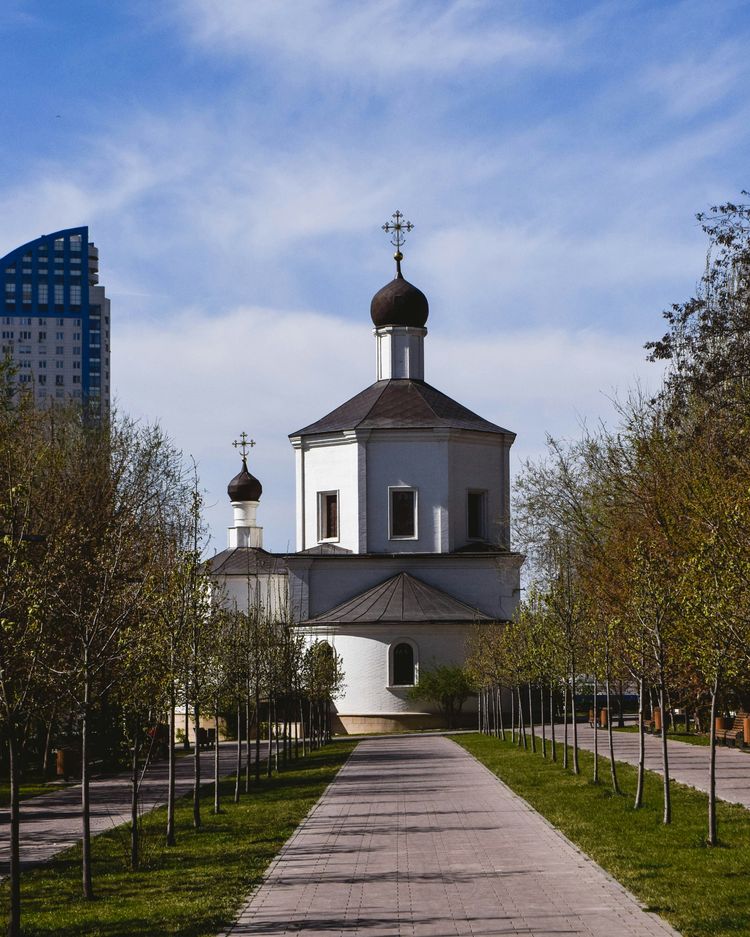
[304,621,480,716]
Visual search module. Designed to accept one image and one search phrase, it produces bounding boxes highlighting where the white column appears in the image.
[291,437,305,550]
[374,326,426,380]
[227,500,263,548]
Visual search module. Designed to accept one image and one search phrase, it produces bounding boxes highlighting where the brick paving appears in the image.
[566,724,750,809]
[223,735,680,937]
[0,742,259,872]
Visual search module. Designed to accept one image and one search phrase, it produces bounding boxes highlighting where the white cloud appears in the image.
[639,39,749,119]
[114,302,660,553]
[174,0,564,78]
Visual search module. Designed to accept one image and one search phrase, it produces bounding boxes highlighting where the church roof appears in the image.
[370,273,429,328]
[306,571,491,624]
[290,379,514,438]
[206,548,288,576]
[227,460,262,502]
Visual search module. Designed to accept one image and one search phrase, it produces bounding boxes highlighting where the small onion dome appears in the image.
[370,272,429,329]
[227,460,262,502]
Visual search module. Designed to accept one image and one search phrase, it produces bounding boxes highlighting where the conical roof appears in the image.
[307,572,491,624]
[290,379,514,438]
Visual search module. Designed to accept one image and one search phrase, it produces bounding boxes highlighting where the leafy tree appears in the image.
[408,664,474,729]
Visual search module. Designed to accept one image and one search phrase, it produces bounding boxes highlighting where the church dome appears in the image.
[370,273,429,329]
[227,460,262,502]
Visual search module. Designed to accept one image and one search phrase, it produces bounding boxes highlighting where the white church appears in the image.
[209,215,522,732]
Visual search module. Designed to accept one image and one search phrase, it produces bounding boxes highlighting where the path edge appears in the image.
[446,734,682,937]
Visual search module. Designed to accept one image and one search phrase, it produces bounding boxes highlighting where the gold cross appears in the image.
[232,432,256,463]
[382,210,414,253]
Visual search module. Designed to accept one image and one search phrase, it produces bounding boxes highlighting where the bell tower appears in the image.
[227,433,264,549]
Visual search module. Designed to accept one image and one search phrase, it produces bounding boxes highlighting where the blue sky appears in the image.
[2,0,749,551]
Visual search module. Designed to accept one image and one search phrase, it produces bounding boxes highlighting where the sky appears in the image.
[1,0,749,553]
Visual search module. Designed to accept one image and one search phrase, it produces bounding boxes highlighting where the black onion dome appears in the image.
[227,461,262,502]
[370,273,429,328]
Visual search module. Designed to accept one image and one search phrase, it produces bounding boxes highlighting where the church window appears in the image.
[467,490,487,540]
[317,491,339,541]
[391,642,416,686]
[389,487,417,539]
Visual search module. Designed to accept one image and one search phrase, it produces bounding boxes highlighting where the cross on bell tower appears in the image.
[232,431,256,466]
[227,432,263,550]
[382,210,414,276]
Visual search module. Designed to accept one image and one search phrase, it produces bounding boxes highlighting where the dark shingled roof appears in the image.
[370,274,429,328]
[307,572,490,624]
[207,548,288,576]
[290,379,513,438]
[227,461,262,503]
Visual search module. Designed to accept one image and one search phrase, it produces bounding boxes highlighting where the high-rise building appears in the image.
[1,226,110,419]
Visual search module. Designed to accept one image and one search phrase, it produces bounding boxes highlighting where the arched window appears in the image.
[392,642,415,686]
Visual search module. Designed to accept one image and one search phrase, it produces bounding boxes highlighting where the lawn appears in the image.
[1,740,356,937]
[0,776,70,808]
[454,732,750,937]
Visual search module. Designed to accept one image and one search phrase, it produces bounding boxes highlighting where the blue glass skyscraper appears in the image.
[1,226,110,418]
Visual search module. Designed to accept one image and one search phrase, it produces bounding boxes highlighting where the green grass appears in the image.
[1,741,356,937]
[454,732,750,937]
[0,776,71,808]
[613,725,713,746]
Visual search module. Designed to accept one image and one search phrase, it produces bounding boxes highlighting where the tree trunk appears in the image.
[193,700,201,830]
[255,684,261,782]
[550,683,557,762]
[527,684,536,753]
[234,699,242,804]
[635,675,645,809]
[658,676,671,824]
[498,686,506,741]
[81,677,94,899]
[562,681,569,769]
[517,685,527,749]
[42,710,56,779]
[7,721,22,937]
[213,704,221,814]
[606,673,620,794]
[166,691,177,845]
[708,678,719,846]
[540,684,546,758]
[130,718,140,871]
[245,693,252,793]
[510,684,516,744]
[593,673,599,784]
[183,674,191,749]
[274,698,281,771]
[299,699,306,757]
[267,695,274,777]
[570,670,580,775]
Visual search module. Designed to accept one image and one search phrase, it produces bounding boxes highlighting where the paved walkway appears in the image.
[560,725,750,809]
[0,742,262,872]
[223,735,680,937]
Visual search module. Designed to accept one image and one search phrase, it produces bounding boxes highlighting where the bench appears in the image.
[715,713,748,748]
[196,728,215,750]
